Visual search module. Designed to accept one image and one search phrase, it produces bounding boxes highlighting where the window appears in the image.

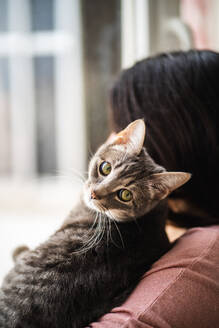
[0,0,86,179]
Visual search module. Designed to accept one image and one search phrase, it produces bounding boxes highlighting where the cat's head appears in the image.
[84,120,191,221]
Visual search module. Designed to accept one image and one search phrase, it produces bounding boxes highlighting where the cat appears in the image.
[0,120,190,328]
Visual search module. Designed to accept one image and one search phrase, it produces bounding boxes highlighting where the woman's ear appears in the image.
[148,172,192,200]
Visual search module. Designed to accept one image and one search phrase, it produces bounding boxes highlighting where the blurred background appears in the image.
[1,0,219,282]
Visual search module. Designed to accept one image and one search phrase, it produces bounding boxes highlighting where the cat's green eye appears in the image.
[99,161,112,176]
[118,189,132,202]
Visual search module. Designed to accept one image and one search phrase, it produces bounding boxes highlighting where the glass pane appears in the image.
[82,0,121,154]
[0,0,8,31]
[34,56,56,174]
[31,0,54,31]
[0,58,10,175]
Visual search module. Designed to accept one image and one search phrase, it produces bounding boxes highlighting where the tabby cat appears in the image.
[0,120,190,328]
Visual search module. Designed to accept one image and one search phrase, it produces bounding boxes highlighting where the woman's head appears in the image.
[110,50,219,172]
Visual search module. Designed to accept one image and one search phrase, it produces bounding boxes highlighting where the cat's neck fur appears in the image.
[61,196,171,261]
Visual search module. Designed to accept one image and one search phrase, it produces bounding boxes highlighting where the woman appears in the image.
[89,50,219,327]
[110,50,219,228]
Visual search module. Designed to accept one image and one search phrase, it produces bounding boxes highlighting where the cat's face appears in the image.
[84,120,191,221]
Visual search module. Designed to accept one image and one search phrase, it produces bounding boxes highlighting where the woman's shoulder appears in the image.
[151,224,219,271]
[89,225,219,328]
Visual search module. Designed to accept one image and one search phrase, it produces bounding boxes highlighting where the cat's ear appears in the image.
[148,172,191,200]
[106,132,117,144]
[109,119,146,155]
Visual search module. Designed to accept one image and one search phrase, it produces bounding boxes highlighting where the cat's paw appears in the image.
[12,245,29,262]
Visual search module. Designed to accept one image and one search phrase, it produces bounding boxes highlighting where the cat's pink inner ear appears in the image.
[112,119,146,154]
[115,130,131,145]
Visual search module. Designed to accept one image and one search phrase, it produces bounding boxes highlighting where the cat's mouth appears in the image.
[89,200,107,214]
[89,199,102,211]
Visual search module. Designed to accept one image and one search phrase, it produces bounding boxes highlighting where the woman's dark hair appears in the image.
[110,50,219,227]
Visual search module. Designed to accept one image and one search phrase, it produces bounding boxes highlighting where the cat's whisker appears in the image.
[60,168,86,182]
[106,217,111,249]
[133,217,141,232]
[79,210,108,253]
[87,144,95,161]
[108,217,115,246]
[107,215,121,248]
[54,169,85,185]
[87,144,94,153]
[73,211,103,254]
[99,212,106,239]
[86,222,102,247]
[108,210,125,249]
[84,212,99,237]
[67,167,87,182]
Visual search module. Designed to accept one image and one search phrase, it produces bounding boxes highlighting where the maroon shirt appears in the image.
[89,225,219,328]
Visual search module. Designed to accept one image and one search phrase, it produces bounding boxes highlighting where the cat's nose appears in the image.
[90,190,101,200]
